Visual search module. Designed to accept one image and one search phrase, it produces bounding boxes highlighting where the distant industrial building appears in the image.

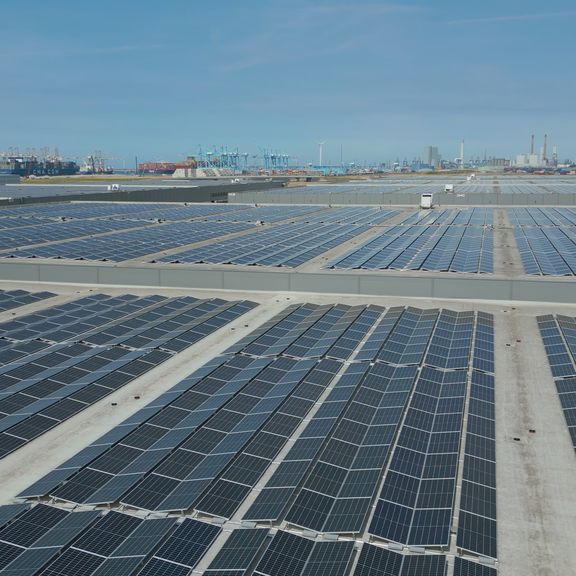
[514,134,556,168]
[425,146,442,168]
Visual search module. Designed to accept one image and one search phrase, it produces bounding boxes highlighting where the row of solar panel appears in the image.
[0,217,54,230]
[0,202,400,230]
[0,293,164,345]
[0,203,406,226]
[158,222,373,267]
[4,220,254,261]
[0,218,155,252]
[329,224,493,273]
[0,201,218,220]
[0,202,313,223]
[400,208,494,227]
[0,289,55,312]
[0,293,257,459]
[507,208,576,228]
[538,314,576,448]
[0,203,333,225]
[456,314,497,560]
[513,226,576,275]
[1,296,247,355]
[0,503,496,576]
[155,206,399,267]
[4,204,576,276]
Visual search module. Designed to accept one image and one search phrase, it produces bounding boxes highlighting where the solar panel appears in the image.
[0,504,69,548]
[453,557,497,576]
[146,518,220,569]
[39,546,105,576]
[539,314,576,446]
[354,542,402,576]
[89,557,144,576]
[301,541,355,576]
[0,504,29,531]
[205,528,270,572]
[1,547,60,575]
[110,517,177,557]
[70,511,142,556]
[254,530,314,576]
[369,312,495,550]
[137,557,192,576]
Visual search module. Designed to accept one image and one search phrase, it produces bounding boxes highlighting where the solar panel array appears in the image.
[158,209,400,267]
[0,293,257,459]
[303,176,576,196]
[509,208,576,275]
[0,203,408,266]
[0,202,243,222]
[329,210,493,273]
[5,221,254,262]
[159,222,370,267]
[17,303,497,574]
[538,314,576,447]
[0,219,153,252]
[0,289,55,312]
[0,203,328,262]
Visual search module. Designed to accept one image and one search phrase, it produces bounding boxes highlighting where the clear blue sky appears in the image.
[1,0,575,165]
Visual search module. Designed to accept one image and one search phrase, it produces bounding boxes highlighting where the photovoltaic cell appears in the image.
[142,518,220,572]
[453,556,497,576]
[205,528,270,572]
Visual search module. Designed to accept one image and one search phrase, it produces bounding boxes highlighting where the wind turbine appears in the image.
[317,141,326,167]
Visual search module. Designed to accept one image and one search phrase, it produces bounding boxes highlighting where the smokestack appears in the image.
[460,139,465,168]
[543,134,548,164]
[530,134,535,155]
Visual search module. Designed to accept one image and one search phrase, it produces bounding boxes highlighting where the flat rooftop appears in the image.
[0,177,574,576]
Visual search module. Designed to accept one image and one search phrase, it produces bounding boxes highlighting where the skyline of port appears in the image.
[2,133,573,174]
